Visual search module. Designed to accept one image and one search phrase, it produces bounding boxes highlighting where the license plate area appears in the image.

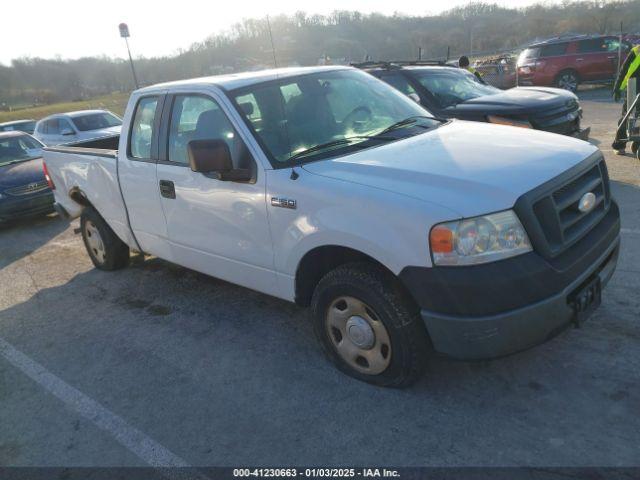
[569,276,602,325]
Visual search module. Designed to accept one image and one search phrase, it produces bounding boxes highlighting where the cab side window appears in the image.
[167,94,255,173]
[129,96,158,159]
[380,72,418,97]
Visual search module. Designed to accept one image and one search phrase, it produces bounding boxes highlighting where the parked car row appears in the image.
[353,61,589,139]
[33,110,122,146]
[0,131,54,223]
[0,119,36,134]
[0,110,123,224]
[43,66,618,387]
[516,34,632,91]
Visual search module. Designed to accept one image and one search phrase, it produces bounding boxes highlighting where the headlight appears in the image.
[430,210,532,266]
[487,115,532,129]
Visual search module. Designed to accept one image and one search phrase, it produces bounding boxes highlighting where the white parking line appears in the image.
[0,337,190,469]
[621,228,640,235]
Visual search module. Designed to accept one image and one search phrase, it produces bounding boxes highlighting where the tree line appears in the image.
[1,0,639,109]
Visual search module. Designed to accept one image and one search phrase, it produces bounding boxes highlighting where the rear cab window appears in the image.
[129,96,159,159]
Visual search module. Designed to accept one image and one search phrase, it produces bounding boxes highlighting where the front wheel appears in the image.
[555,70,579,92]
[632,141,639,159]
[80,207,130,271]
[311,263,429,388]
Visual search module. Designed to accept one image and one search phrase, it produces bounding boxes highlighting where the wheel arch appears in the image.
[555,68,581,84]
[69,186,93,208]
[294,245,404,307]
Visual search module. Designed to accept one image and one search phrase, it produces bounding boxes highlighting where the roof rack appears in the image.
[351,60,448,69]
[529,33,608,46]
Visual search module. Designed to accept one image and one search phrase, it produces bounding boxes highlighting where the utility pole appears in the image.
[119,23,139,89]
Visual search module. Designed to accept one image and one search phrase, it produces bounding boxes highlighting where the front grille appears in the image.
[5,180,49,196]
[530,159,610,256]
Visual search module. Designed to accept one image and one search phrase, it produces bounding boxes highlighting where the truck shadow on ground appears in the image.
[0,213,69,270]
[1,212,639,465]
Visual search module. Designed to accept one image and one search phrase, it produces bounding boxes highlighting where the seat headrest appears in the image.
[195,109,226,137]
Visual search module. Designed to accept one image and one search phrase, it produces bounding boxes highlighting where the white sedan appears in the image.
[34,110,122,146]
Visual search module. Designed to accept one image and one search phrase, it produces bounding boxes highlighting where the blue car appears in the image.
[0,131,54,223]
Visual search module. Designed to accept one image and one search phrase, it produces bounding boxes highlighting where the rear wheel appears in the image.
[311,263,429,388]
[632,141,639,159]
[80,207,130,270]
[555,70,579,92]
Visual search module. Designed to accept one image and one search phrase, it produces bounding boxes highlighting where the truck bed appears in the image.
[43,134,138,250]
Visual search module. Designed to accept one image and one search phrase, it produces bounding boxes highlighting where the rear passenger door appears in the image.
[576,38,614,80]
[154,90,278,297]
[117,93,173,259]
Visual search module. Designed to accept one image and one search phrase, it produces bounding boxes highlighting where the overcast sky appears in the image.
[1,0,549,65]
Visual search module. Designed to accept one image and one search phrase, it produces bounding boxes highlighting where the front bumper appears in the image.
[0,191,54,222]
[573,126,590,141]
[400,202,620,359]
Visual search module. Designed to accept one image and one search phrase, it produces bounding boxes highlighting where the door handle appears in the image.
[159,180,176,199]
[576,58,584,61]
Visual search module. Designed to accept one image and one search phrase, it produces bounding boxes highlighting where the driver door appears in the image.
[155,91,278,297]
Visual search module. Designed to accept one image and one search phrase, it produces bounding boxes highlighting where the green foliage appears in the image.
[0,92,130,123]
[1,0,639,110]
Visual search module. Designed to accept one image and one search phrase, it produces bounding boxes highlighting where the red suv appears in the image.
[517,35,631,91]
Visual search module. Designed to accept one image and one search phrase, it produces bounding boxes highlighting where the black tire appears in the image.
[311,262,429,388]
[632,141,639,158]
[80,207,130,271]
[555,69,579,92]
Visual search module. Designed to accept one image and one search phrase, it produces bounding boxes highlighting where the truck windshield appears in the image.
[231,69,440,166]
[71,112,122,132]
[0,135,44,166]
[412,69,501,108]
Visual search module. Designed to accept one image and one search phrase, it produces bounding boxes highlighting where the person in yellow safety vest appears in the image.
[612,44,640,154]
[459,56,487,85]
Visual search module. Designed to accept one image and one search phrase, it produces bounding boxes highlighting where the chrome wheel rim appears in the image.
[85,220,106,264]
[326,296,391,375]
[558,74,577,91]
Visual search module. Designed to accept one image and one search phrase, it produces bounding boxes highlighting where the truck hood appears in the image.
[445,87,578,116]
[0,157,46,190]
[302,120,597,218]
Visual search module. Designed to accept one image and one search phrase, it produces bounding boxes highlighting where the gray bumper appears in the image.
[421,237,620,360]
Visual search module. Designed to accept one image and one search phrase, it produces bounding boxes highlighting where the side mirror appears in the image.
[61,128,75,136]
[187,139,251,182]
[407,93,421,103]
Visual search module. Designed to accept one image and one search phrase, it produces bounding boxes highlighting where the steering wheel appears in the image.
[342,106,373,131]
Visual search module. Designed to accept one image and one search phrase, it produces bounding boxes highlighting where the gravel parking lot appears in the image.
[1,89,639,469]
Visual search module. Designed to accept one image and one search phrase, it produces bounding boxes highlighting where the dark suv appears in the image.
[517,35,631,91]
[357,62,589,139]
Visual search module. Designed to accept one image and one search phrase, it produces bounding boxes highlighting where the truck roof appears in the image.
[136,66,350,93]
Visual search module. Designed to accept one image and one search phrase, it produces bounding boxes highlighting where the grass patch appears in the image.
[0,92,131,123]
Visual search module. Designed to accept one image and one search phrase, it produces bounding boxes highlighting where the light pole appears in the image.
[119,23,139,89]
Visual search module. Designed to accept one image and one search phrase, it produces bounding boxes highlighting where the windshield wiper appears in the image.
[287,135,395,161]
[377,115,446,136]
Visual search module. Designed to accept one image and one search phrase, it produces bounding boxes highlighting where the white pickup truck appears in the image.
[44,66,620,387]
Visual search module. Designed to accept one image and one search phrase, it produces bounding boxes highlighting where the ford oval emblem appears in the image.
[578,192,596,213]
